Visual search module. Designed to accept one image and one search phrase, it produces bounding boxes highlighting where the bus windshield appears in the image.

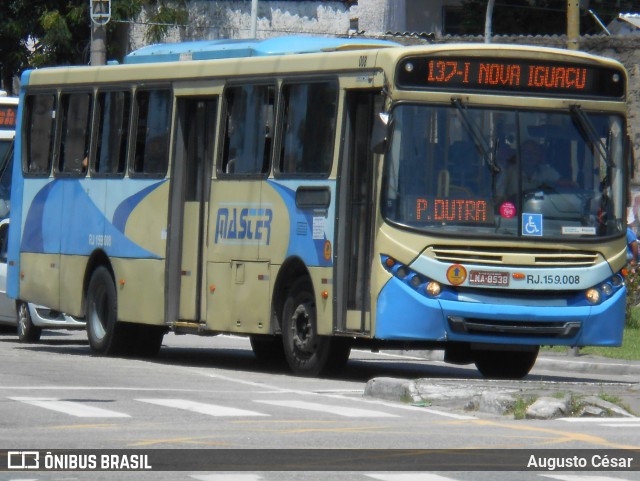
[382,103,626,239]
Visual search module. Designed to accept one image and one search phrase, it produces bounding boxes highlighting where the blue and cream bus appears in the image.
[7,36,630,378]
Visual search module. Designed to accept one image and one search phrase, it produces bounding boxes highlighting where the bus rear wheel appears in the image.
[86,266,125,355]
[282,279,350,377]
[473,347,539,379]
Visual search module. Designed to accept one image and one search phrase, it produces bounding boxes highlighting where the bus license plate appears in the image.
[469,270,510,286]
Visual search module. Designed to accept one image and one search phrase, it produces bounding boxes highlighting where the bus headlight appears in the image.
[426,282,441,296]
[611,274,624,287]
[585,288,601,304]
[600,283,613,296]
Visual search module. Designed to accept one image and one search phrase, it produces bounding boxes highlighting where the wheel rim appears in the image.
[290,302,315,354]
[17,304,27,337]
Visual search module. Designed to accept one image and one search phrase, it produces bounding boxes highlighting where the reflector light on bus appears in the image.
[381,255,442,298]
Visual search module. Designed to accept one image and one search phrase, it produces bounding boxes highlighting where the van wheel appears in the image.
[86,266,124,355]
[17,302,42,342]
[282,279,350,377]
[474,347,539,379]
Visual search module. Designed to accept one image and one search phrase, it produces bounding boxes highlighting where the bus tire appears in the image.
[474,347,539,379]
[282,279,350,377]
[86,266,124,355]
[17,302,42,342]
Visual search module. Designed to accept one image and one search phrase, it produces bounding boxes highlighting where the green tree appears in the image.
[0,0,188,95]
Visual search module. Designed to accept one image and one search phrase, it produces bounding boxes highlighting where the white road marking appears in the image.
[137,398,269,417]
[190,475,263,481]
[558,418,638,422]
[541,475,638,481]
[9,397,130,418]
[253,399,399,417]
[366,474,458,481]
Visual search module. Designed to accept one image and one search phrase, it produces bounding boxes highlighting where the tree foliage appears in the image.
[0,0,188,94]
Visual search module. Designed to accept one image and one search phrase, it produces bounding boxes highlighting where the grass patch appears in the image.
[510,396,537,420]
[544,327,640,361]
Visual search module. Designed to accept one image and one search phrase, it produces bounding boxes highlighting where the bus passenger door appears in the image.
[167,97,217,324]
[335,91,381,334]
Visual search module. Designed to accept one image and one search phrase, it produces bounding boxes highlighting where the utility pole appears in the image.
[567,0,580,50]
[90,0,111,66]
[250,0,258,38]
[484,0,495,44]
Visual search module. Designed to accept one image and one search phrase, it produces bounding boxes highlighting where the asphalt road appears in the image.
[0,328,639,481]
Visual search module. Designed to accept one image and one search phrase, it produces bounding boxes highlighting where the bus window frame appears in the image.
[91,87,132,179]
[273,77,338,180]
[22,91,58,178]
[128,85,173,180]
[54,89,93,179]
[217,81,276,180]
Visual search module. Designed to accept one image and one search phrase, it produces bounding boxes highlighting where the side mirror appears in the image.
[371,112,390,155]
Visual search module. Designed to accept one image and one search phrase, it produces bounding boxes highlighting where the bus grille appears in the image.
[429,246,599,267]
[448,316,581,339]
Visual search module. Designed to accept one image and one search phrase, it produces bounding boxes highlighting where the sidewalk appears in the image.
[368,350,640,419]
[535,350,640,377]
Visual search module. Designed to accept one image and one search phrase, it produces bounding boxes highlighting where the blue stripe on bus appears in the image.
[112,181,166,233]
[267,180,332,267]
[21,179,161,259]
[375,276,625,346]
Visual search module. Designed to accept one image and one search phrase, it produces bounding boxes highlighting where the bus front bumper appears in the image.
[375,277,626,347]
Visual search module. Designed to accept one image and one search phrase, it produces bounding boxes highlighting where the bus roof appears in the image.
[124,35,400,64]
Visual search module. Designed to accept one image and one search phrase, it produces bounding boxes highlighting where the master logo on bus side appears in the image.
[215,207,273,245]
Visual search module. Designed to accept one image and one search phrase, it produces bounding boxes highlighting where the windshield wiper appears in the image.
[452,99,500,174]
[569,105,613,168]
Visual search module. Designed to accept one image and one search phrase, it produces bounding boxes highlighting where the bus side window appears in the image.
[221,84,274,176]
[95,90,130,176]
[278,81,337,176]
[23,94,56,176]
[132,89,171,177]
[58,92,92,176]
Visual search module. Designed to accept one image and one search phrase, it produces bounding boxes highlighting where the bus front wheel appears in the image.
[282,279,350,377]
[474,347,539,379]
[86,266,124,355]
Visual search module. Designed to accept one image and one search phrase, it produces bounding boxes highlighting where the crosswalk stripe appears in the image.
[541,475,637,481]
[254,399,400,417]
[190,475,263,481]
[366,474,457,481]
[558,418,638,422]
[9,397,130,418]
[137,399,269,417]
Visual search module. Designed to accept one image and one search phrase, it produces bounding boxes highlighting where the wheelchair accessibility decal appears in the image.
[522,213,543,236]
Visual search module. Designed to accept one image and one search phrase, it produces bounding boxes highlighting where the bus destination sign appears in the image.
[406,196,494,225]
[0,105,17,130]
[396,56,625,99]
